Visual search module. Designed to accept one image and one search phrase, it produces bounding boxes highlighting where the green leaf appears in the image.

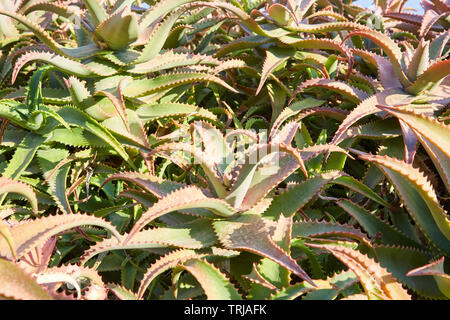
[1,132,45,180]
[57,106,135,169]
[377,105,450,193]
[0,213,120,259]
[308,244,411,300]
[331,176,390,207]
[213,214,314,285]
[137,102,218,124]
[0,177,38,215]
[122,72,238,98]
[336,199,424,249]
[375,245,446,299]
[94,7,138,50]
[126,186,237,242]
[37,148,72,214]
[360,154,450,255]
[178,259,242,300]
[263,171,342,220]
[0,258,51,300]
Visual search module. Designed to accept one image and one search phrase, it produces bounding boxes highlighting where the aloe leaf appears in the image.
[271,97,326,134]
[360,155,450,255]
[257,215,293,289]
[302,270,360,300]
[81,0,107,26]
[0,258,51,300]
[81,219,217,263]
[291,78,370,104]
[94,7,138,50]
[336,199,424,249]
[308,244,411,300]
[375,245,446,299]
[122,72,238,98]
[107,283,138,300]
[0,176,38,214]
[127,51,220,74]
[135,7,189,64]
[139,0,195,29]
[376,105,450,192]
[406,257,450,298]
[137,249,204,299]
[406,59,450,95]
[269,282,316,300]
[102,109,151,151]
[292,220,371,246]
[12,51,114,84]
[331,176,390,207]
[0,213,120,259]
[126,186,236,242]
[56,106,135,169]
[256,47,295,95]
[36,148,72,214]
[150,142,227,198]
[406,39,430,81]
[263,171,342,220]
[178,259,242,300]
[213,214,315,285]
[1,132,45,180]
[137,102,218,124]
[344,29,411,88]
[331,88,414,146]
[215,35,271,58]
[102,172,186,199]
[0,9,63,55]
[227,143,309,211]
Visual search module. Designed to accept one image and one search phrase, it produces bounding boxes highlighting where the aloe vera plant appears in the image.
[0,0,449,300]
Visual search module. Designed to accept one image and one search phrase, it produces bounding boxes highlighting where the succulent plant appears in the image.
[0,0,449,300]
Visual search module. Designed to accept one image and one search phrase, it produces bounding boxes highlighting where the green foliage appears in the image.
[0,0,449,300]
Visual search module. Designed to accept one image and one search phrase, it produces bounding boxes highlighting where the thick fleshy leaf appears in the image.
[81,219,218,263]
[375,245,446,299]
[0,177,37,215]
[331,89,415,146]
[360,154,450,255]
[37,148,72,214]
[121,72,238,98]
[125,186,237,242]
[344,29,411,88]
[406,257,450,298]
[263,171,342,220]
[226,143,308,210]
[0,213,120,259]
[12,51,117,84]
[291,78,370,104]
[336,199,424,249]
[377,105,450,192]
[292,220,371,246]
[137,249,203,299]
[1,132,45,181]
[102,172,186,199]
[213,214,314,285]
[137,102,218,124]
[308,244,411,300]
[406,59,450,95]
[256,47,295,95]
[57,106,135,169]
[94,7,139,50]
[0,258,51,300]
[331,176,390,207]
[177,259,242,300]
[256,215,293,289]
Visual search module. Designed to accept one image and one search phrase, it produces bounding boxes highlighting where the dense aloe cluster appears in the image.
[0,0,449,300]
